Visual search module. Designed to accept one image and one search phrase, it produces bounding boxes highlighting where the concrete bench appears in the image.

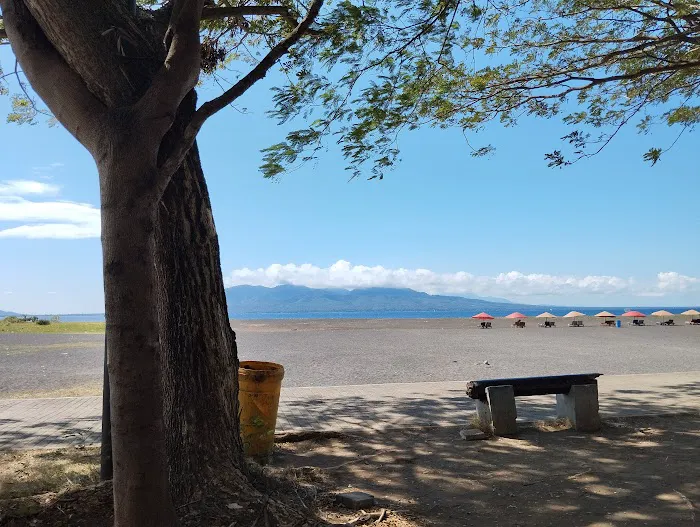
[466,373,602,436]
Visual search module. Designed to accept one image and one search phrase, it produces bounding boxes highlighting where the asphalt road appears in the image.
[1,320,699,396]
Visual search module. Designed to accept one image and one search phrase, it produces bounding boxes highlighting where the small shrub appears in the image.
[50,315,61,323]
[35,319,51,326]
[3,316,21,323]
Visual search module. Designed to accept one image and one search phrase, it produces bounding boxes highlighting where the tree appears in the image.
[1,0,696,523]
[0,0,322,524]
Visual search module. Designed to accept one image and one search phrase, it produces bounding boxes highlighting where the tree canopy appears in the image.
[2,0,698,173]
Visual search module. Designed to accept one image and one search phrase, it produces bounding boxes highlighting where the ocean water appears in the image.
[6,307,695,322]
[230,306,696,320]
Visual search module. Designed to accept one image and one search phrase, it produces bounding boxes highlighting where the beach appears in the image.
[2,317,698,397]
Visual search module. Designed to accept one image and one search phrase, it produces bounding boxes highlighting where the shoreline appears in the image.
[232,315,697,332]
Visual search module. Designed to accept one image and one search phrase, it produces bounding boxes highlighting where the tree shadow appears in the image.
[274,407,700,526]
[277,380,700,433]
[0,416,100,450]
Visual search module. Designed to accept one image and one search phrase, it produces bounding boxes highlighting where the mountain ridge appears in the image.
[225,285,521,314]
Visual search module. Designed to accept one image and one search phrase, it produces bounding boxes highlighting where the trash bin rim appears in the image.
[239,360,285,380]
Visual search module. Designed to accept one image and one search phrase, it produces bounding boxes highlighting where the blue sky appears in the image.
[1,44,698,313]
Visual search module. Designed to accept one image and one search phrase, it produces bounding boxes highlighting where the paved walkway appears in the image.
[1,372,699,450]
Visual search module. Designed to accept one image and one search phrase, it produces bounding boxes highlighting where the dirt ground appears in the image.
[1,414,698,526]
[274,414,700,526]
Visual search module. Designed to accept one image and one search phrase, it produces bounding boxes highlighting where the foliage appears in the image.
[35,319,50,325]
[263,0,700,175]
[1,0,698,177]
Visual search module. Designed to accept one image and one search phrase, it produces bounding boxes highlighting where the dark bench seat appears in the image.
[466,373,602,401]
[467,373,603,436]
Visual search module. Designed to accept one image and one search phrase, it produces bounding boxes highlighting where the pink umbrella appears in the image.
[622,310,646,317]
[505,312,527,319]
[472,312,494,320]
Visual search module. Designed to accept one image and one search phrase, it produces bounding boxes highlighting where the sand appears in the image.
[1,318,699,396]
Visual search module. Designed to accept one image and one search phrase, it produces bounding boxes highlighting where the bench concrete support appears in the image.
[476,385,517,436]
[556,383,600,432]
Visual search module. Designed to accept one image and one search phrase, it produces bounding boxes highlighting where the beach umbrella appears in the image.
[536,312,556,319]
[595,311,616,326]
[563,311,585,319]
[594,311,616,318]
[651,309,674,324]
[472,312,494,320]
[505,312,527,319]
[621,310,646,318]
[681,309,700,323]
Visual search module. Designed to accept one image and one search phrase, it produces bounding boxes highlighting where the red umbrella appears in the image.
[622,310,646,317]
[472,312,494,320]
[505,312,527,319]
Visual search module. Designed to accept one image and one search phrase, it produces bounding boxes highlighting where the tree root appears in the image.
[339,509,388,526]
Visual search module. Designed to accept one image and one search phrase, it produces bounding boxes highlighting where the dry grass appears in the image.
[533,417,573,432]
[0,447,100,500]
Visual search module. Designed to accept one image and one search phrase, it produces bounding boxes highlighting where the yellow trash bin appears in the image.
[238,361,285,463]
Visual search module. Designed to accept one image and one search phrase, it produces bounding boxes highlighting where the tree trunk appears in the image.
[9,0,245,506]
[99,153,176,526]
[100,337,113,481]
[154,94,244,502]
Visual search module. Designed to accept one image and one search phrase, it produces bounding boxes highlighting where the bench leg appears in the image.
[556,383,600,432]
[476,385,517,436]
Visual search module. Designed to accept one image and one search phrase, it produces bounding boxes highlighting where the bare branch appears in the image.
[157,0,324,183]
[201,5,298,27]
[0,0,107,151]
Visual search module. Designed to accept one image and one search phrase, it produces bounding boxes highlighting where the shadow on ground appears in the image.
[280,380,700,433]
[275,383,700,527]
[0,416,100,451]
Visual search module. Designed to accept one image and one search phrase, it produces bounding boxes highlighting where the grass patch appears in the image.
[0,447,100,500]
[0,321,105,334]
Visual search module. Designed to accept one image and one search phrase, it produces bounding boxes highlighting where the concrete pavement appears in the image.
[1,372,699,450]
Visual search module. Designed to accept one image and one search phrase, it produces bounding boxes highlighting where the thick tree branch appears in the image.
[156,0,324,183]
[0,0,106,151]
[136,0,204,140]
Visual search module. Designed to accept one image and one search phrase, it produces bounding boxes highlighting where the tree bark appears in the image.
[100,337,113,481]
[154,91,244,502]
[99,152,176,526]
[6,0,245,507]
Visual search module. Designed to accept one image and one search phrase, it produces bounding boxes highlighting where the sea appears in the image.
[21,307,696,322]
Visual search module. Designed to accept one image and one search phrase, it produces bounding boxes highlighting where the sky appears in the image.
[0,46,699,313]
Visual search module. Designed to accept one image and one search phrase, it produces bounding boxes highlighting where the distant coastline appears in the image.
[2,285,696,322]
[2,307,696,323]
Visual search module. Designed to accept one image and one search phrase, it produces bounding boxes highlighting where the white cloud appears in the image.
[224,260,656,298]
[0,183,100,239]
[656,272,700,292]
[0,180,60,196]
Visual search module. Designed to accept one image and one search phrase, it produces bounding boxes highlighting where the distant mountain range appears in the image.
[4,286,692,320]
[0,309,18,317]
[224,285,520,315]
